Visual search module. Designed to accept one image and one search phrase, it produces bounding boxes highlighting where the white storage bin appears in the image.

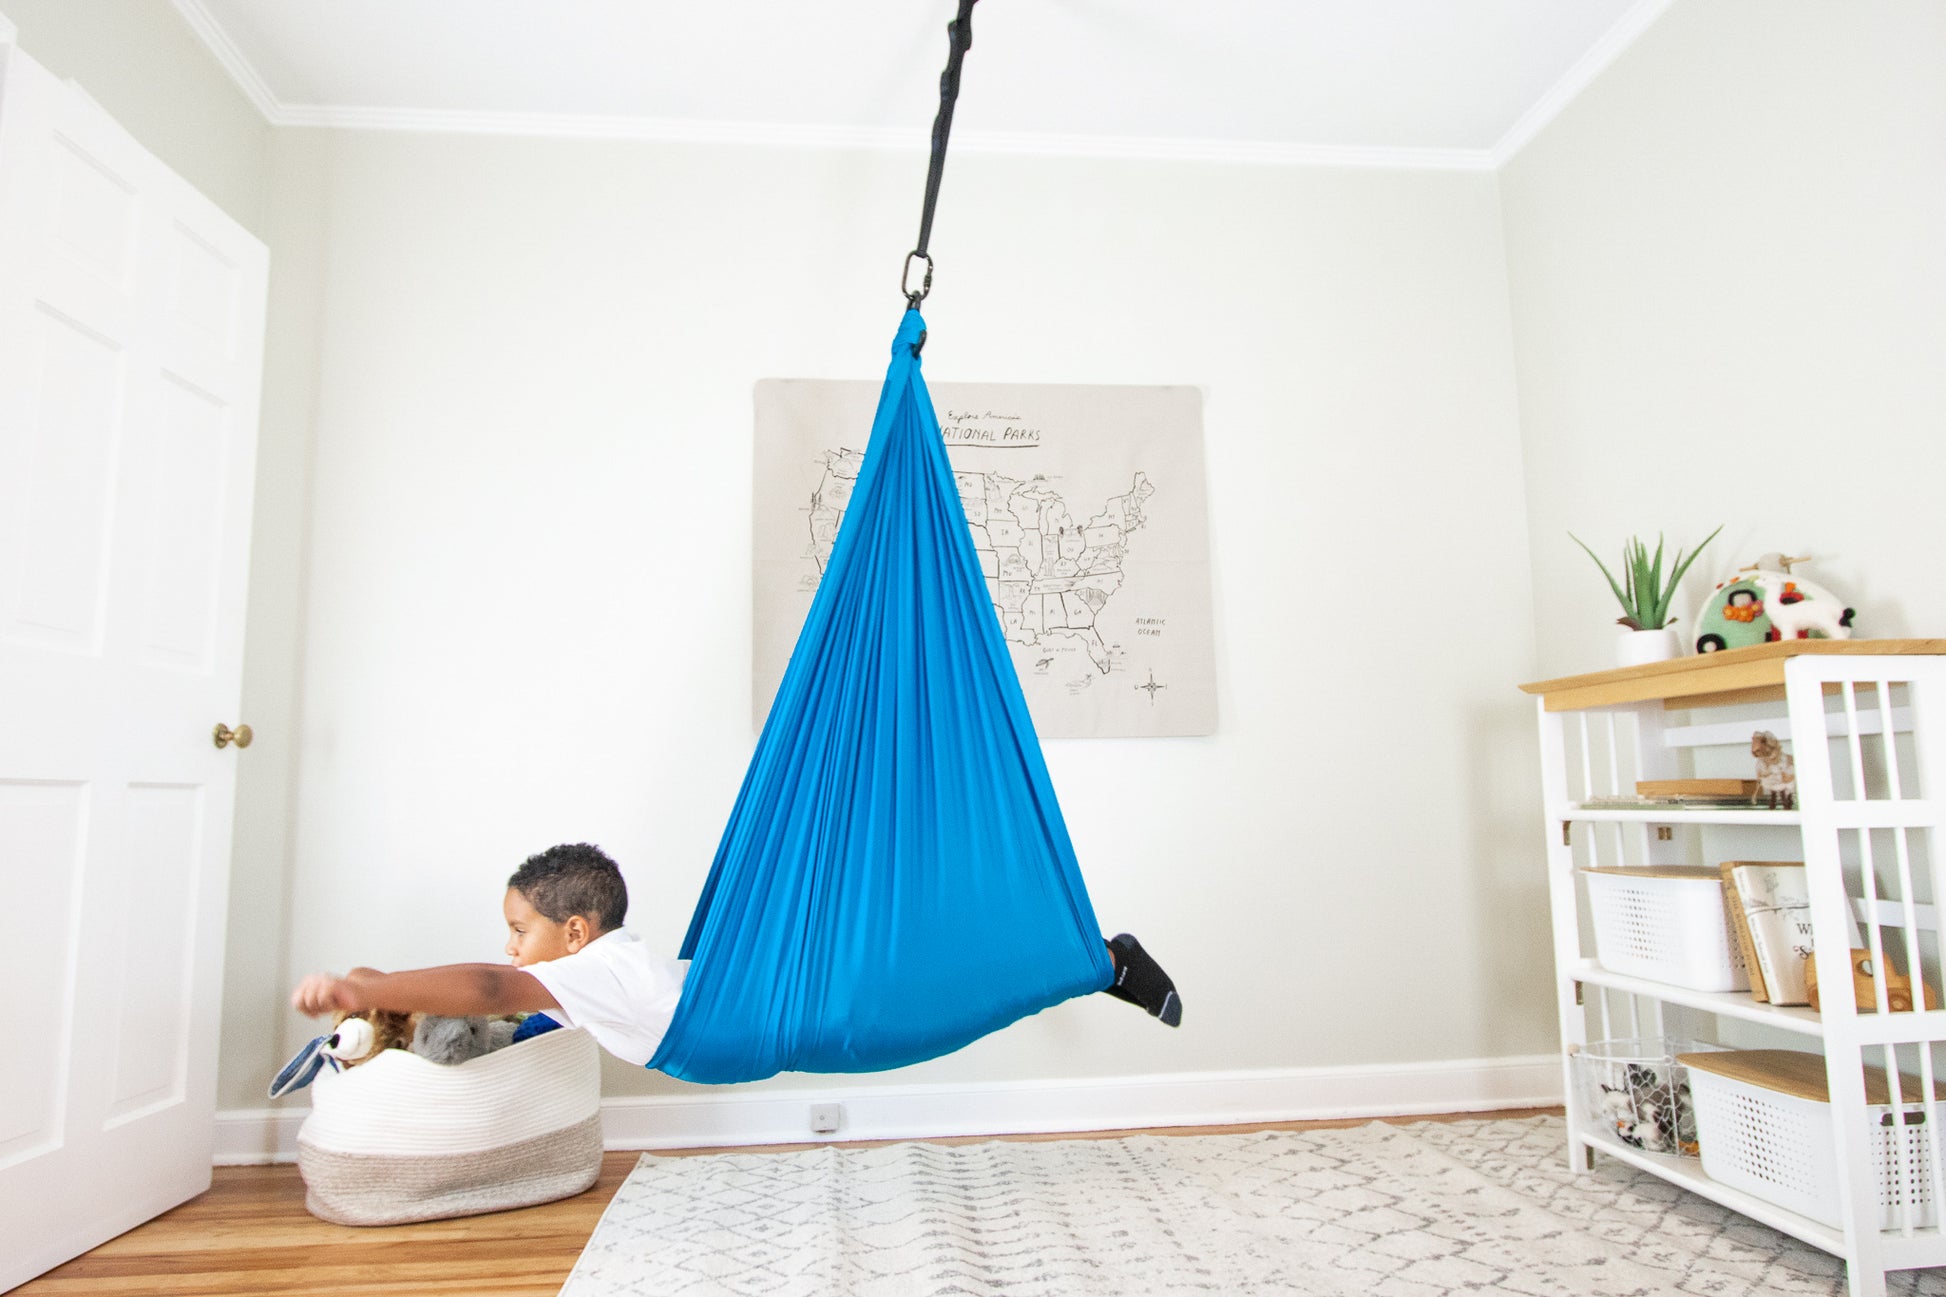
[1682,1049,1946,1231]
[1573,1037,1726,1157]
[1583,865,1749,993]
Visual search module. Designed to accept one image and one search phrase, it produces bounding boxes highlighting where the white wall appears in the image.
[267,131,1547,1111]
[1501,0,1946,679]
[220,128,331,1111]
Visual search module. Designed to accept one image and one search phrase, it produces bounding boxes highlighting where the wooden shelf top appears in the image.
[1582,864,1723,881]
[1519,639,1946,713]
[1676,1048,1946,1105]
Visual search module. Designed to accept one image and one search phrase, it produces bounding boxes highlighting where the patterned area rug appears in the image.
[559,1115,1946,1296]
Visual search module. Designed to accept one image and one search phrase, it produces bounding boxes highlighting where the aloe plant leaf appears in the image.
[1577,526,1724,631]
[1570,532,1633,617]
[1629,539,1652,624]
[1659,523,1725,625]
[1640,534,1668,627]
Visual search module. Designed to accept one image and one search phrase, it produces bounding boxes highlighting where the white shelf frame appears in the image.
[1568,958,1826,1035]
[1534,652,1946,1297]
[1567,806,1804,826]
[1576,1130,1848,1255]
[1578,1133,1946,1276]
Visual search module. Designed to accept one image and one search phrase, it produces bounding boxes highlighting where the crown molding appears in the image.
[1489,0,1678,168]
[274,104,922,150]
[272,103,1496,170]
[170,0,282,120]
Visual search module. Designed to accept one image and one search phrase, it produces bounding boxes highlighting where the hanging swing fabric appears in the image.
[648,308,1114,1084]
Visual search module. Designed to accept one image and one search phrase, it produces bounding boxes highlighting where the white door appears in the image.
[0,31,268,1290]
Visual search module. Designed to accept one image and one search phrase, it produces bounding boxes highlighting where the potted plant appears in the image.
[1570,526,1723,666]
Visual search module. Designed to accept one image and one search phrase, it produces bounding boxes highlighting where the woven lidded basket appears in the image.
[298,1025,603,1226]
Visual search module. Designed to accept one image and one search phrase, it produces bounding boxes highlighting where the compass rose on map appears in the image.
[1135,670,1167,704]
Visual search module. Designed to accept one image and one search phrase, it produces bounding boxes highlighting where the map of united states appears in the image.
[807,449,1154,674]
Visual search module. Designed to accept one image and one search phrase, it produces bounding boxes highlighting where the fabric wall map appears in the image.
[754,380,1216,739]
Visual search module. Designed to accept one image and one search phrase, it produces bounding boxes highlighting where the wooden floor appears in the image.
[18,1108,1561,1296]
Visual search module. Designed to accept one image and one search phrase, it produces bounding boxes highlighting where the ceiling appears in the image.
[176,0,1673,167]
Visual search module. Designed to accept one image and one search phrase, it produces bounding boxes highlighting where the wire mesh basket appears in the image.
[1574,1037,1727,1158]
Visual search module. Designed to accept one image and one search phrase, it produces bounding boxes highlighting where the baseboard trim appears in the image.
[216,1107,311,1165]
[217,1055,1562,1164]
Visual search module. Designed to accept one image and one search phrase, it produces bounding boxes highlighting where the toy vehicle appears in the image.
[1693,556,1855,654]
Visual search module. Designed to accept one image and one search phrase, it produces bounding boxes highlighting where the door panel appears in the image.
[7,307,125,652]
[137,377,230,670]
[167,223,242,355]
[47,130,137,289]
[0,781,87,1169]
[105,784,204,1124]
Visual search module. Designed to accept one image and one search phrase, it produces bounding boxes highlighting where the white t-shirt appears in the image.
[523,930,688,1067]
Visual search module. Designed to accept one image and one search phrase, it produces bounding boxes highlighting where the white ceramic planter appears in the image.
[1616,626,1682,667]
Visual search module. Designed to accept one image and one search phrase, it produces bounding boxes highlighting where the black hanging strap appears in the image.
[915,0,976,263]
[901,0,978,331]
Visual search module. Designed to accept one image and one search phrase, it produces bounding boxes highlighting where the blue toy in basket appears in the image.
[511,1012,562,1045]
[268,1014,391,1099]
[268,1033,340,1099]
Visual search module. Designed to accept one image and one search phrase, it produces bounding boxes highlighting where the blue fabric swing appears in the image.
[647,305,1115,1083]
[646,0,1112,1083]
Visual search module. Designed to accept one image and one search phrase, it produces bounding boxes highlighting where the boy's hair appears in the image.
[508,843,628,932]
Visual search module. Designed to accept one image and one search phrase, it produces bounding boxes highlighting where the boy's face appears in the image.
[503,888,584,966]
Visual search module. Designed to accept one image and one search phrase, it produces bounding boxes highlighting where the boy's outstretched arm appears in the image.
[292,964,560,1018]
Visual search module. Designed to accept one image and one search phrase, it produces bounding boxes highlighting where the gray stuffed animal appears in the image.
[411,1015,494,1065]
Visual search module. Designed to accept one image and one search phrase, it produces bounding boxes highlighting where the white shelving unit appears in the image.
[1522,641,1946,1297]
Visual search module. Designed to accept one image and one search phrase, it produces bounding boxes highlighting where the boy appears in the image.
[292,843,1181,1069]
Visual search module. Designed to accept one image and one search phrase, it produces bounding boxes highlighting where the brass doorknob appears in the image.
[213,723,254,750]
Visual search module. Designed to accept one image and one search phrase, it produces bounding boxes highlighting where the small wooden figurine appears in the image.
[1751,730,1796,809]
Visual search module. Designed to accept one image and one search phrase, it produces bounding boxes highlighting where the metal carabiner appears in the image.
[901,250,934,308]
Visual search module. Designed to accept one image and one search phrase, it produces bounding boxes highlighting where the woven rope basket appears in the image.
[297,1025,604,1226]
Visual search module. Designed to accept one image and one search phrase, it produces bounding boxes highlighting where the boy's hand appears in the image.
[291,972,362,1017]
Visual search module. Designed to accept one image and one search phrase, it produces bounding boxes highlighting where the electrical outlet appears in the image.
[809,1103,843,1135]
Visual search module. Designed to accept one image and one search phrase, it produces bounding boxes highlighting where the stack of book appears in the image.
[1581,779,1765,811]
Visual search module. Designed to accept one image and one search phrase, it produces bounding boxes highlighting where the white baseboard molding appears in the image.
[216,1107,311,1165]
[217,1055,1562,1165]
[599,1055,1564,1150]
